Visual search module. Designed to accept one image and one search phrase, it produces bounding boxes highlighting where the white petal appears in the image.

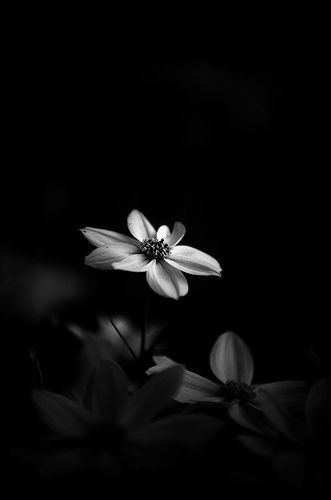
[166,245,222,276]
[80,227,139,247]
[156,225,171,240]
[146,356,178,375]
[167,222,186,246]
[111,253,155,272]
[127,209,156,241]
[84,244,139,269]
[146,261,188,299]
[175,369,221,403]
[209,331,254,384]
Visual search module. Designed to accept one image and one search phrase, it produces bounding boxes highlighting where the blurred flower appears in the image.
[31,357,223,481]
[236,377,331,498]
[80,209,222,299]
[147,331,306,425]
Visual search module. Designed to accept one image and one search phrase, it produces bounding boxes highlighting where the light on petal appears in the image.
[166,245,222,276]
[167,222,186,246]
[80,227,139,247]
[156,225,171,241]
[84,244,139,269]
[146,261,188,299]
[127,209,156,241]
[209,331,254,384]
[111,254,155,272]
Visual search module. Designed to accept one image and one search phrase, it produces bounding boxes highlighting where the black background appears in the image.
[1,15,324,404]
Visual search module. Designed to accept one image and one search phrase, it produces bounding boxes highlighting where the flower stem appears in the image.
[108,317,138,362]
[140,286,151,361]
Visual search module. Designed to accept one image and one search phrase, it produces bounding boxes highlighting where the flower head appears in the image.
[31,357,223,482]
[147,331,307,422]
[80,209,222,300]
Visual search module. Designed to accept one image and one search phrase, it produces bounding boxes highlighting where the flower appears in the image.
[31,357,223,483]
[236,377,331,497]
[80,209,222,299]
[147,331,307,426]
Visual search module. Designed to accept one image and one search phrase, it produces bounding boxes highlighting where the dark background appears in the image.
[1,15,324,412]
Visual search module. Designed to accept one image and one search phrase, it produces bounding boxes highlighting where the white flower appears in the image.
[80,209,222,300]
[147,331,307,421]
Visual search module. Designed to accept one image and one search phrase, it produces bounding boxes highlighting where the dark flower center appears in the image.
[140,238,171,261]
[219,380,256,405]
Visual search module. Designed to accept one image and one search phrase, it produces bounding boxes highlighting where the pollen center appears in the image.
[219,380,256,405]
[140,238,171,261]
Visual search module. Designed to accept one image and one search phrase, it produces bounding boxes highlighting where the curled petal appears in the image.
[156,225,171,240]
[127,209,156,241]
[111,254,154,272]
[146,261,188,299]
[166,245,222,276]
[209,331,254,384]
[80,227,139,247]
[167,222,186,246]
[146,356,178,375]
[32,390,92,438]
[84,244,139,269]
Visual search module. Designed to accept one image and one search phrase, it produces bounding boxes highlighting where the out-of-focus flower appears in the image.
[236,377,331,498]
[67,313,167,391]
[31,357,223,481]
[80,209,222,300]
[147,331,307,426]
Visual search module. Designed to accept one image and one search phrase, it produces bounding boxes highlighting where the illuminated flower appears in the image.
[31,358,223,481]
[147,331,306,424]
[80,209,222,300]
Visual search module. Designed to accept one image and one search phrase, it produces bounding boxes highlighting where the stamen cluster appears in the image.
[219,380,256,405]
[140,238,171,261]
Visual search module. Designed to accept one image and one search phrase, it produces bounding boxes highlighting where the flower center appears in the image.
[88,422,127,451]
[140,238,171,261]
[219,380,256,405]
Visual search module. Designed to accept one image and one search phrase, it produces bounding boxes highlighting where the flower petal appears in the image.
[147,356,222,403]
[156,225,171,240]
[167,222,186,246]
[123,365,184,429]
[130,414,224,450]
[236,434,283,460]
[305,375,331,446]
[85,359,129,421]
[176,369,222,403]
[257,389,306,445]
[80,227,139,247]
[84,244,139,269]
[127,209,156,241]
[229,402,278,436]
[111,254,155,272]
[166,245,222,276]
[146,356,178,375]
[255,380,308,411]
[32,390,92,438]
[146,261,188,299]
[209,331,254,384]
